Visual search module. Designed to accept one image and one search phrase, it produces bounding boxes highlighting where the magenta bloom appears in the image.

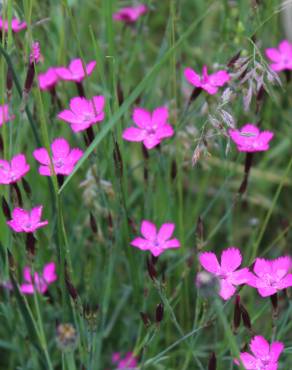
[0,104,15,127]
[33,138,83,176]
[122,107,174,149]
[198,248,251,300]
[112,352,138,369]
[20,262,57,295]
[235,336,284,370]
[247,256,292,297]
[57,96,105,132]
[229,124,274,152]
[56,58,96,82]
[0,154,30,184]
[30,41,41,64]
[113,4,148,23]
[184,65,230,95]
[38,68,58,91]
[265,40,292,72]
[0,18,27,33]
[131,220,180,257]
[7,205,48,233]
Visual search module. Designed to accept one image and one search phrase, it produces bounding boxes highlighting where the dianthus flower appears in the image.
[30,41,41,64]
[38,68,59,91]
[56,58,96,82]
[265,40,292,72]
[229,124,274,152]
[131,220,180,257]
[7,205,48,233]
[57,96,105,132]
[184,65,230,95]
[247,257,292,297]
[0,104,15,127]
[20,262,57,294]
[198,248,251,300]
[33,138,83,176]
[0,18,27,33]
[122,107,174,149]
[112,352,138,369]
[0,154,30,184]
[113,4,148,23]
[235,335,284,370]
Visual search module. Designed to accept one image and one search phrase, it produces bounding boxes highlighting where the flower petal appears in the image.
[151,107,169,127]
[250,336,270,359]
[157,223,175,241]
[43,262,57,284]
[141,220,157,241]
[33,148,50,165]
[219,279,236,300]
[198,252,220,274]
[122,127,146,142]
[184,67,201,87]
[51,138,70,159]
[220,247,242,273]
[132,108,152,128]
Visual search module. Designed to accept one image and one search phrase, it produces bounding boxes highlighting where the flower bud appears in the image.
[155,303,164,324]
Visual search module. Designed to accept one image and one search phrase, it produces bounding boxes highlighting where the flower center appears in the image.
[240,132,257,138]
[54,159,64,168]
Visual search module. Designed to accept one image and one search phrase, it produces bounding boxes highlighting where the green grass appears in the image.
[0,0,292,369]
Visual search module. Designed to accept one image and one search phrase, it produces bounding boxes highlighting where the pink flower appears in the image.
[198,248,251,300]
[0,18,27,33]
[57,96,105,132]
[265,40,292,72]
[20,262,57,294]
[184,65,230,95]
[113,4,148,23]
[229,124,274,152]
[122,107,174,149]
[112,352,138,369]
[247,256,292,297]
[0,104,15,127]
[38,68,59,91]
[235,336,284,370]
[131,220,180,257]
[56,58,96,82]
[33,138,83,176]
[7,205,48,233]
[30,41,41,64]
[0,154,30,184]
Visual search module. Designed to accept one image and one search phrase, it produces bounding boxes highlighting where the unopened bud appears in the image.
[155,303,164,323]
[140,312,152,328]
[208,352,217,370]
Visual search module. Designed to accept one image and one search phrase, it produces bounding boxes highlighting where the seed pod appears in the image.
[171,159,177,181]
[227,50,241,67]
[2,196,11,220]
[113,140,123,178]
[65,267,79,301]
[90,212,98,234]
[240,304,252,330]
[140,312,152,328]
[26,232,36,257]
[11,183,23,207]
[146,256,157,281]
[0,134,4,154]
[155,303,164,323]
[6,67,13,102]
[208,352,217,370]
[22,178,32,197]
[188,87,202,105]
[233,295,241,333]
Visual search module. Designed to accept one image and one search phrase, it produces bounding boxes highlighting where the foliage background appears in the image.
[0,0,292,369]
